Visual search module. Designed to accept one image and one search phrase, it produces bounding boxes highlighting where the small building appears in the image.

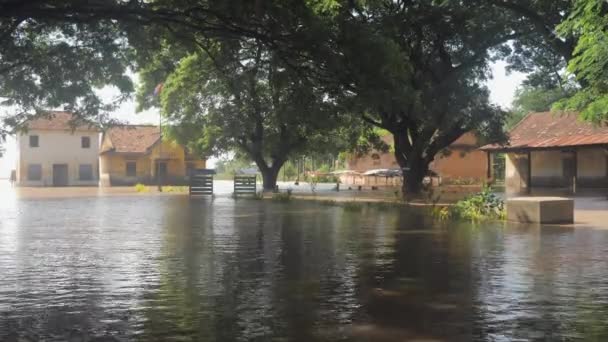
[345,132,488,186]
[16,112,100,187]
[482,111,608,195]
[99,125,206,186]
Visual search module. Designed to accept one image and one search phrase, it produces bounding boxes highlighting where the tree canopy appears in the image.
[319,0,509,193]
[491,0,608,122]
[1,0,607,193]
[553,0,608,122]
[136,31,353,189]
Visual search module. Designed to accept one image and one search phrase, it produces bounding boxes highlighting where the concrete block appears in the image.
[507,197,574,224]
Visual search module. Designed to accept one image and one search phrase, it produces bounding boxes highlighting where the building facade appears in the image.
[483,111,608,195]
[16,112,100,187]
[345,132,489,185]
[99,125,206,186]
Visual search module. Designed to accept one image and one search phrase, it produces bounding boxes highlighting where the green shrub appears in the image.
[163,186,188,193]
[440,187,505,221]
[134,183,149,193]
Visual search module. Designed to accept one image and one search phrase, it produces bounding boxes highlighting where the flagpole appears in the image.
[158,107,162,192]
[155,82,164,192]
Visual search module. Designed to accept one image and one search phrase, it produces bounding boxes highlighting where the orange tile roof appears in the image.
[102,125,160,154]
[26,111,98,131]
[481,111,608,151]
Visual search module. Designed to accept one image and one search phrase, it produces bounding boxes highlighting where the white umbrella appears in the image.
[363,169,390,176]
[330,170,361,175]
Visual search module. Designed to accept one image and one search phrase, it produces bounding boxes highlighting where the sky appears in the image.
[0,61,526,178]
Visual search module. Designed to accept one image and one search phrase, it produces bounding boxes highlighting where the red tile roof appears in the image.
[481,111,608,151]
[102,125,160,154]
[26,111,98,131]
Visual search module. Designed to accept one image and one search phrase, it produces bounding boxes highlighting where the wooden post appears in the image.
[486,152,492,182]
[527,151,532,194]
[573,149,578,194]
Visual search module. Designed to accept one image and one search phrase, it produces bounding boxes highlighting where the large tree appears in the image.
[137,36,349,190]
[323,1,509,194]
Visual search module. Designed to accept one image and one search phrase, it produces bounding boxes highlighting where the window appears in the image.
[79,164,93,181]
[126,161,137,177]
[81,136,91,148]
[186,162,195,177]
[27,164,42,181]
[29,135,39,148]
[371,153,381,166]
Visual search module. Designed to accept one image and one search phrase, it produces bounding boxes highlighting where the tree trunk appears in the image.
[261,165,281,191]
[393,132,431,197]
[402,161,428,196]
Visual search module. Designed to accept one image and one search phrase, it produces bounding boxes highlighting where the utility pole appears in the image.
[154,82,164,192]
[157,109,162,192]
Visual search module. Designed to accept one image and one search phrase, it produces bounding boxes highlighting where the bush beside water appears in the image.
[435,187,505,221]
[134,183,149,193]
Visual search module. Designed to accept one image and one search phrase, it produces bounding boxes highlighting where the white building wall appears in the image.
[16,129,100,186]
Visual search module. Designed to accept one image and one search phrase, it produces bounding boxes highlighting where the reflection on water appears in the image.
[1,195,608,341]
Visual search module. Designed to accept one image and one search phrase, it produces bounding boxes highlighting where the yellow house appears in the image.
[99,125,206,186]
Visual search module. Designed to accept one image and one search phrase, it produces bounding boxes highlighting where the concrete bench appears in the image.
[506,197,574,224]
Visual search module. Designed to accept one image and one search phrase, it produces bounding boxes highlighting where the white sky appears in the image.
[0,61,526,177]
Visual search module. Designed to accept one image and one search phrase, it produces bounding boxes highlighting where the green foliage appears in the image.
[554,0,608,122]
[332,0,509,194]
[345,126,391,157]
[306,174,319,193]
[444,187,505,222]
[135,32,350,190]
[0,4,143,131]
[281,162,298,180]
[163,186,188,193]
[215,157,255,175]
[134,183,149,193]
[432,206,452,221]
[509,85,575,128]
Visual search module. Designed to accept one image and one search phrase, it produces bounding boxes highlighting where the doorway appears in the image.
[52,164,69,186]
[156,161,168,183]
[562,153,576,191]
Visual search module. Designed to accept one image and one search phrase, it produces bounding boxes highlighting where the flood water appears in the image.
[1,194,608,341]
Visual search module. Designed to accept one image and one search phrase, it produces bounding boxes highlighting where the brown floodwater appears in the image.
[1,194,608,341]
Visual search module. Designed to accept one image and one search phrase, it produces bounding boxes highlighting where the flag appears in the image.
[153,83,164,97]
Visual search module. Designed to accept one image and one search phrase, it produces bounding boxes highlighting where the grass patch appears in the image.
[163,186,188,193]
[271,192,292,202]
[134,183,149,193]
